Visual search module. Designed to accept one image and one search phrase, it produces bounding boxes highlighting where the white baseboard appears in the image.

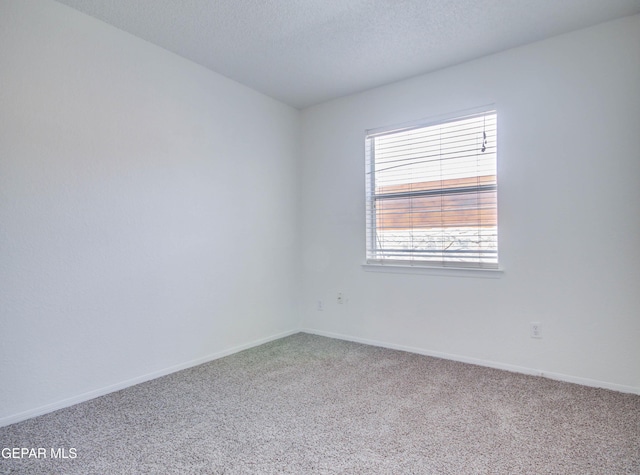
[4,327,636,428]
[0,329,298,428]
[301,328,640,395]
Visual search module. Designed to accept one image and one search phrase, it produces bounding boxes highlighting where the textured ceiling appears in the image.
[53,0,640,108]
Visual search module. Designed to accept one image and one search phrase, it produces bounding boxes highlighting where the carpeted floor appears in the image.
[1,333,638,474]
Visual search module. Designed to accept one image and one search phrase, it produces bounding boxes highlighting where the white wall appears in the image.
[0,0,300,424]
[299,15,640,393]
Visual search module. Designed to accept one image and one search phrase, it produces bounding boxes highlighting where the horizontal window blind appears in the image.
[365,110,498,268]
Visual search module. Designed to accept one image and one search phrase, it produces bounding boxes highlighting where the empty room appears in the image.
[1,0,639,473]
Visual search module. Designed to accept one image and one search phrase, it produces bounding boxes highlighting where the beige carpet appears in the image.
[1,333,638,474]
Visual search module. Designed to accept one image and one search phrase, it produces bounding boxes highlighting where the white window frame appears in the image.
[364,107,500,274]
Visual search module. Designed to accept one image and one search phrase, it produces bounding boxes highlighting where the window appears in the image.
[365,110,498,269]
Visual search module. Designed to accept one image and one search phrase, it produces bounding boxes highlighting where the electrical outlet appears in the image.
[337,292,344,304]
[317,300,324,311]
[530,322,542,339]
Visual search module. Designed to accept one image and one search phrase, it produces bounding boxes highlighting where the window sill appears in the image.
[361,262,504,278]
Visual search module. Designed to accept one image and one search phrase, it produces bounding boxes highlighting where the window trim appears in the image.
[364,106,500,272]
[361,262,503,278]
